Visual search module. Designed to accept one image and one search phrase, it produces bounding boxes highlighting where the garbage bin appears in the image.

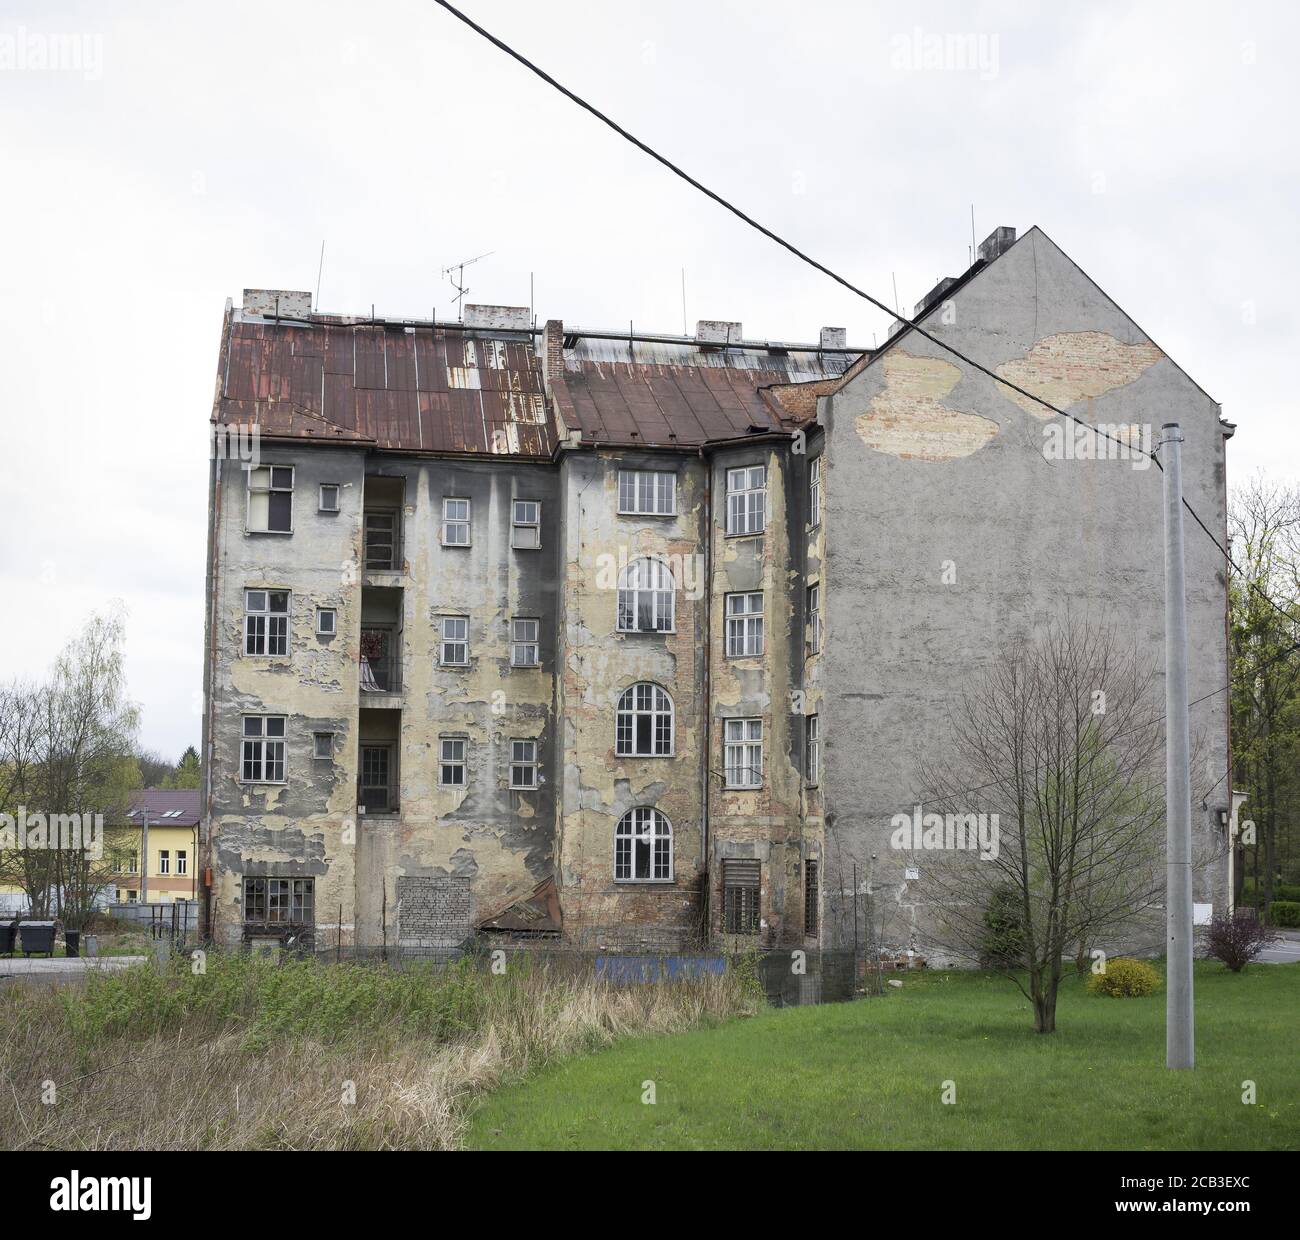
[0,920,15,956]
[84,934,99,958]
[18,920,58,957]
[65,930,81,958]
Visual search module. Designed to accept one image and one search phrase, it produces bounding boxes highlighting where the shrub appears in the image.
[1205,912,1279,972]
[1268,900,1300,928]
[979,885,1025,969]
[1087,957,1160,998]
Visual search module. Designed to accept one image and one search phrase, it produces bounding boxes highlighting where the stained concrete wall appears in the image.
[819,227,1232,955]
[206,447,559,949]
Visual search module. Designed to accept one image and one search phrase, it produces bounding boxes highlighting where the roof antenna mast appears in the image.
[441,251,495,322]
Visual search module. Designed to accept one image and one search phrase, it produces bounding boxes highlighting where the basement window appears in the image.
[241,716,286,783]
[723,859,761,934]
[318,483,340,513]
[723,718,763,789]
[725,465,765,536]
[244,590,290,657]
[512,500,541,549]
[725,592,764,657]
[510,739,538,789]
[511,618,540,667]
[618,469,676,516]
[442,498,471,547]
[804,860,819,935]
[244,877,314,926]
[439,737,467,786]
[440,616,469,665]
[247,465,294,533]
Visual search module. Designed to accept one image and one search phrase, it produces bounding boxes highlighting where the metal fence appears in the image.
[103,901,199,942]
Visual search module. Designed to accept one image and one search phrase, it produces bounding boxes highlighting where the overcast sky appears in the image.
[1,0,1296,759]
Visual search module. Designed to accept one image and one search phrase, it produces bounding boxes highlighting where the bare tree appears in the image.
[907,617,1216,1033]
[0,609,140,924]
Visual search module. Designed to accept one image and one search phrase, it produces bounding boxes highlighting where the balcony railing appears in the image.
[363,511,401,571]
[358,786,399,815]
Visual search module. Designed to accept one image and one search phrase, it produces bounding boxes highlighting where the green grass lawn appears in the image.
[469,961,1300,1150]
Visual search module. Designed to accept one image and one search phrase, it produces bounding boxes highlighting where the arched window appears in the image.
[616,683,674,756]
[617,557,675,632]
[615,807,673,881]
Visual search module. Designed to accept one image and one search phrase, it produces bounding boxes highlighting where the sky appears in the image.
[1,0,1297,757]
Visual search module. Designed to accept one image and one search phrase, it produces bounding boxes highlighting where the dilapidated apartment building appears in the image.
[201,226,1234,955]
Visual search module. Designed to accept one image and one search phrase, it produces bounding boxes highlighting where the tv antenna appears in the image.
[441,251,495,321]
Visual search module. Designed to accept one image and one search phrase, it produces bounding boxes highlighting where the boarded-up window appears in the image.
[723,859,761,934]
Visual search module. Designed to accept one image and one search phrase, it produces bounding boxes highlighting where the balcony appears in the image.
[358,709,399,816]
[360,586,402,703]
[363,475,404,574]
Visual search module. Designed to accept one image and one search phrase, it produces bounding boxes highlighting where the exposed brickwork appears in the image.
[397,875,471,946]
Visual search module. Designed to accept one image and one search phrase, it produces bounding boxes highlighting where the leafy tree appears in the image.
[163,746,200,790]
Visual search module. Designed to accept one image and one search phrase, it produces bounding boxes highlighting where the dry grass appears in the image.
[0,952,760,1150]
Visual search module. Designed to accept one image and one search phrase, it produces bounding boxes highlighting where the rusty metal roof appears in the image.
[216,305,861,456]
[218,312,555,458]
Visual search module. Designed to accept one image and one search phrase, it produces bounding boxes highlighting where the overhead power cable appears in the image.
[432,0,1298,631]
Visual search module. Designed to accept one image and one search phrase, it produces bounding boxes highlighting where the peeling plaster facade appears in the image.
[201,226,1233,961]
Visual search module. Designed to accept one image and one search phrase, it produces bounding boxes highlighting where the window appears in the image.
[615,807,673,882]
[360,745,395,812]
[318,483,340,513]
[243,877,314,925]
[807,583,821,656]
[442,498,471,546]
[512,500,540,549]
[241,715,286,783]
[725,592,764,657]
[510,739,538,789]
[364,511,398,570]
[725,465,765,535]
[313,732,334,761]
[158,850,170,875]
[317,607,336,637]
[723,859,761,934]
[804,860,819,935]
[724,718,763,788]
[244,590,290,657]
[128,852,138,874]
[247,465,293,533]
[618,469,676,516]
[809,456,822,529]
[439,737,467,786]
[617,557,675,632]
[440,616,469,665]
[511,618,540,667]
[177,850,188,876]
[127,890,138,903]
[806,715,819,786]
[616,683,674,756]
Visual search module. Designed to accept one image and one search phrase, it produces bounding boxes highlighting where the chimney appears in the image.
[696,319,743,348]
[820,327,847,350]
[542,319,564,396]
[463,303,531,332]
[243,289,313,318]
[977,226,1017,264]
